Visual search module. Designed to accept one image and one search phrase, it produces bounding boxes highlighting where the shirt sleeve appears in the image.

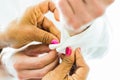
[49,15,111,60]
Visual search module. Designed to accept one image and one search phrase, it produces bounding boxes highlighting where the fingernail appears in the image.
[51,39,59,44]
[66,47,72,56]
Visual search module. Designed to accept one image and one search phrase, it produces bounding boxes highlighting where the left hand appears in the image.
[58,0,114,29]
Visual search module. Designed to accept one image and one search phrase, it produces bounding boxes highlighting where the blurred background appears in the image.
[0,0,120,80]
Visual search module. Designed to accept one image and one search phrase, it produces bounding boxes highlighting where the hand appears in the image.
[58,0,114,29]
[42,47,89,80]
[0,0,60,48]
[12,44,59,80]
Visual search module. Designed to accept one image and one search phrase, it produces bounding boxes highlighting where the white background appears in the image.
[88,0,120,79]
[0,0,120,80]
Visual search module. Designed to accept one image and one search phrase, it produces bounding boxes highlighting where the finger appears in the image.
[34,28,59,44]
[23,44,50,56]
[68,0,92,29]
[63,47,74,64]
[43,47,74,80]
[75,48,87,67]
[20,0,58,25]
[86,0,105,18]
[23,0,58,26]
[14,50,58,70]
[101,0,114,5]
[41,17,61,40]
[67,0,85,14]
[70,48,89,79]
[59,0,74,21]
[17,58,59,80]
[35,0,59,21]
[49,1,60,21]
[54,8,60,21]
[36,0,55,14]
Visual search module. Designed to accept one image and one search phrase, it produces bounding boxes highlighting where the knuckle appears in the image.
[95,7,105,17]
[49,1,56,12]
[13,63,20,71]
[18,74,24,80]
[34,61,43,68]
[84,64,90,72]
[83,17,93,24]
[63,57,74,64]
[42,17,51,29]
[48,21,56,30]
[67,16,74,24]
[69,17,81,29]
[72,22,81,29]
[42,32,51,44]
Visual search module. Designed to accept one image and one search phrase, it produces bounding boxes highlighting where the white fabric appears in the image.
[53,0,93,35]
[0,15,110,79]
[0,42,43,80]
[49,15,110,59]
[1,48,18,80]
[0,0,110,59]
[0,0,114,80]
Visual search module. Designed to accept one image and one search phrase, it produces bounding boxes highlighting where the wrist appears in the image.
[64,22,92,36]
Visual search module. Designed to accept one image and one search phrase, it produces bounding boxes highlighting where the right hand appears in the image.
[12,44,59,80]
[0,0,60,49]
[42,47,89,80]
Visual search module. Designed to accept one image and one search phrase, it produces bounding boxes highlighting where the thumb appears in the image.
[34,28,59,44]
[74,48,89,79]
[45,47,74,80]
[75,48,87,67]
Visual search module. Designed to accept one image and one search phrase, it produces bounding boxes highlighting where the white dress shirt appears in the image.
[0,0,119,80]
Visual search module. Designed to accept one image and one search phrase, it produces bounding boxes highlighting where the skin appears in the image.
[0,1,88,80]
[58,0,114,29]
[42,48,89,80]
[0,0,114,48]
[12,44,59,80]
[12,45,89,80]
[0,0,60,49]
